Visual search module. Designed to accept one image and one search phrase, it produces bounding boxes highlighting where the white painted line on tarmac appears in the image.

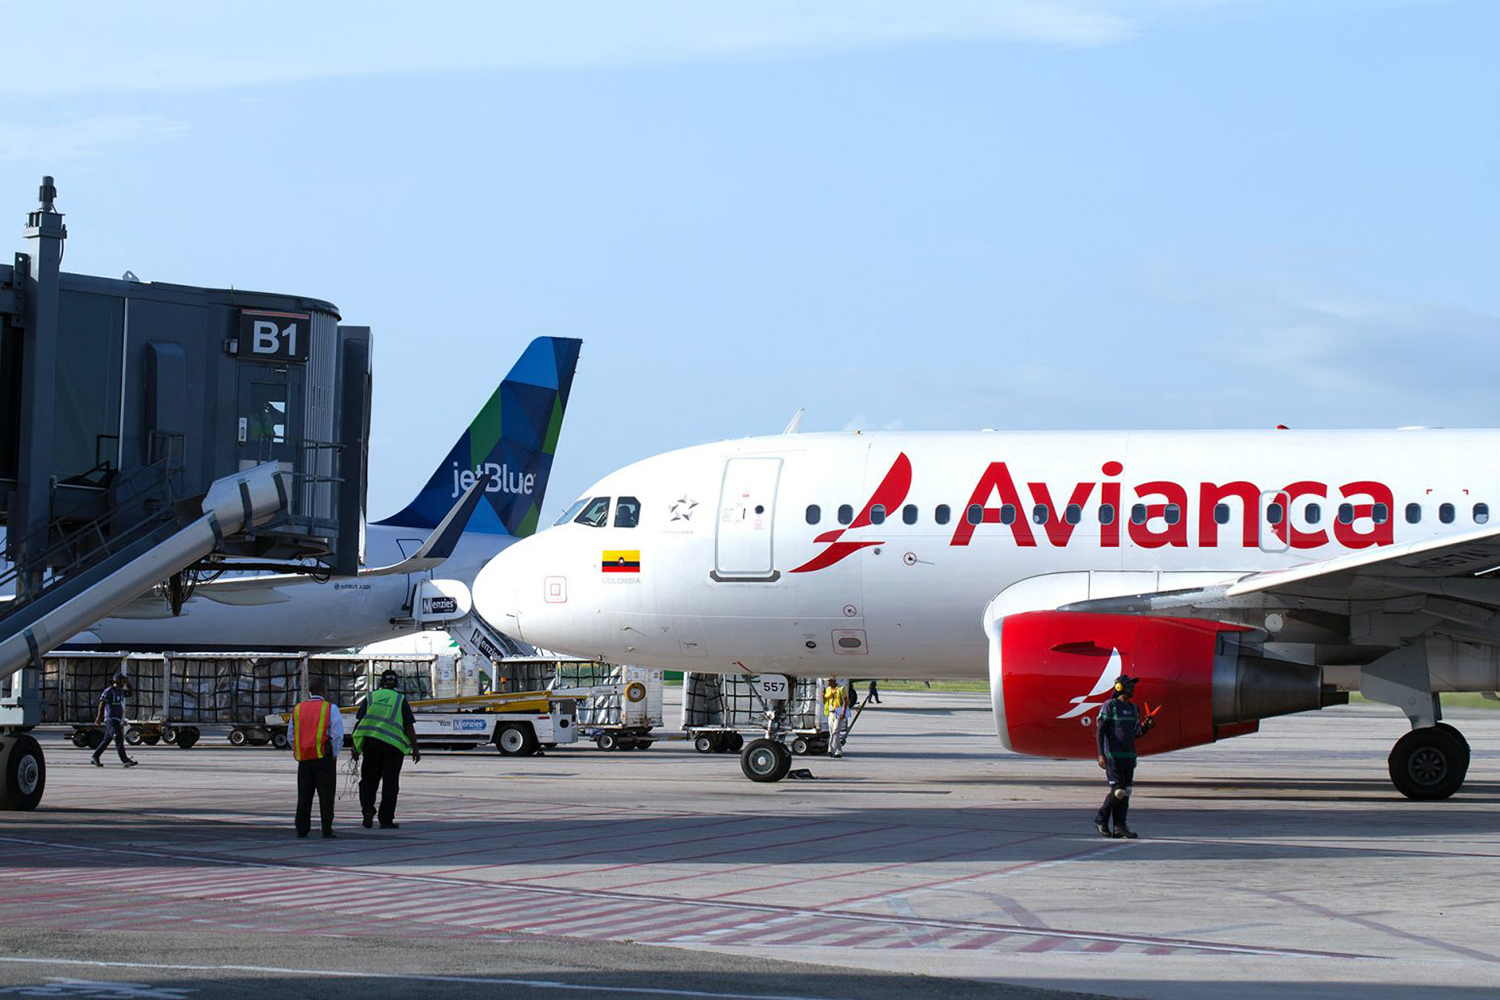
[0,957,845,1000]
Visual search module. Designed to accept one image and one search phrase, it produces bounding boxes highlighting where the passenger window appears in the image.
[554,497,589,527]
[1266,503,1283,526]
[1098,504,1115,525]
[1000,505,1016,525]
[935,504,951,525]
[1130,504,1146,525]
[902,504,918,525]
[1032,504,1049,525]
[870,504,887,525]
[1164,504,1181,525]
[1476,503,1490,525]
[1440,503,1455,524]
[614,496,641,528]
[966,504,982,525]
[1065,504,1081,525]
[838,504,854,525]
[1306,503,1321,525]
[1405,503,1421,524]
[1214,503,1230,525]
[806,504,820,525]
[575,496,610,528]
[1337,503,1353,524]
[1372,503,1389,525]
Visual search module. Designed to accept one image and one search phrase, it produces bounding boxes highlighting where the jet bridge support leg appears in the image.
[1360,645,1468,800]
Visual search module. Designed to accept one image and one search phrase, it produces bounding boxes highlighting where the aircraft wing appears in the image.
[1061,523,1500,616]
[107,472,493,614]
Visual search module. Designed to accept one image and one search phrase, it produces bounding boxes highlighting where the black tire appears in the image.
[726,733,744,753]
[596,732,619,752]
[636,740,654,750]
[694,734,716,754]
[142,732,161,746]
[70,732,89,750]
[125,727,143,746]
[1389,727,1467,800]
[271,731,289,751]
[497,725,539,757]
[741,738,792,783]
[1434,723,1471,767]
[84,729,104,750]
[176,727,200,750]
[790,737,811,756]
[0,734,46,811]
[228,729,249,747]
[161,727,177,744]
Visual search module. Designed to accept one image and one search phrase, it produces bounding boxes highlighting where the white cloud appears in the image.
[0,115,190,162]
[21,1,1142,95]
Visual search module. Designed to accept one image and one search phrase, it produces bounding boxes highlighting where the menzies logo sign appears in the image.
[237,310,311,362]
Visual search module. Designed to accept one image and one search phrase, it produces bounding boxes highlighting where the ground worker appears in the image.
[823,677,849,758]
[1094,673,1155,839]
[352,670,420,829]
[91,674,138,769]
[288,679,343,839]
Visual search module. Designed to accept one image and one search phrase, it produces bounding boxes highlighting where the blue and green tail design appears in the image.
[375,336,582,536]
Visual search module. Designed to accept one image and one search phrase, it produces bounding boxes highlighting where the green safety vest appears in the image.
[353,688,412,754]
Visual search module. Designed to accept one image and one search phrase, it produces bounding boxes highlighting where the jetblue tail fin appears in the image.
[375,336,582,537]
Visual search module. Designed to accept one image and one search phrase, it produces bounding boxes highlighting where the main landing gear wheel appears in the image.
[741,738,792,783]
[1389,726,1468,800]
[0,734,46,811]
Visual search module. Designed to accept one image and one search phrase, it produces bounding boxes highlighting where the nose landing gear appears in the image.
[741,738,792,783]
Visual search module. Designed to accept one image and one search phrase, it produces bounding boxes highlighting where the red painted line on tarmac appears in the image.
[810,927,902,948]
[1084,941,1121,953]
[886,927,970,949]
[589,907,755,941]
[418,814,757,875]
[507,901,688,934]
[1018,937,1064,953]
[949,932,1014,950]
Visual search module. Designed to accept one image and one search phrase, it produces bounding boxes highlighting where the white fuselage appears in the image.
[68,526,511,652]
[474,429,1500,677]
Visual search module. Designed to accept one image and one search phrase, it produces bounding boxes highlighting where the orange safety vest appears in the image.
[292,699,332,761]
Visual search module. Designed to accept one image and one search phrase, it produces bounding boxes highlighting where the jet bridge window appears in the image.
[838,504,854,525]
[806,505,821,525]
[934,504,951,525]
[902,504,918,525]
[1405,503,1422,524]
[1440,503,1456,524]
[554,498,590,526]
[1475,503,1490,524]
[614,496,641,528]
[575,496,611,528]
[870,504,887,525]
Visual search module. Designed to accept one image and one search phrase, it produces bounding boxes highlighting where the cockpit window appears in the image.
[614,496,641,528]
[554,498,589,526]
[574,496,611,528]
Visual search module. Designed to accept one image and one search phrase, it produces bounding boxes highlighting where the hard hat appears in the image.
[379,669,400,688]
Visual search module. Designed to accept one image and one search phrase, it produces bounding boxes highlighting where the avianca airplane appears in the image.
[473,426,1500,799]
[64,336,581,653]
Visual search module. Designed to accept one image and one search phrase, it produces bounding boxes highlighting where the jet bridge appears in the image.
[0,176,376,809]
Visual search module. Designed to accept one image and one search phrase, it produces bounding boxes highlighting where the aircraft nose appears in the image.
[472,536,539,643]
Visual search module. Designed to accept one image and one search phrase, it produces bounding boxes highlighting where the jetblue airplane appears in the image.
[473,425,1500,799]
[67,336,582,652]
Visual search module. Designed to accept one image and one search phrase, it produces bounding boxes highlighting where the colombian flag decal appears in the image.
[602,550,641,573]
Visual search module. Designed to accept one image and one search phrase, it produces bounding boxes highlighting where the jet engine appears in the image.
[992,611,1345,758]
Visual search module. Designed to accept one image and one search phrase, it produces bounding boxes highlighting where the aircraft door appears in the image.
[236,365,300,472]
[713,457,782,582]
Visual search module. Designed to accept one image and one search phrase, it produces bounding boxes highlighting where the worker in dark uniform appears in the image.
[352,670,420,829]
[1094,674,1154,839]
[91,674,138,768]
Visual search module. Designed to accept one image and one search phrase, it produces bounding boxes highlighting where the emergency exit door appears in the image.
[713,457,782,582]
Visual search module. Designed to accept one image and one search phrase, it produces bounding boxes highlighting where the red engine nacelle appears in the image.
[995,611,1333,759]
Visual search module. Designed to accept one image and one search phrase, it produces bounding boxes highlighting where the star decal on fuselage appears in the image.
[670,497,698,522]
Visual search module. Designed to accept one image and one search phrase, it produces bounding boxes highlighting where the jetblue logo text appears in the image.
[452,462,536,499]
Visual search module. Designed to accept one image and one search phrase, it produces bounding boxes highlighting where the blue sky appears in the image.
[2,0,1495,523]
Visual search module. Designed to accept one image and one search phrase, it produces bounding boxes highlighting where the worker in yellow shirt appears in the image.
[823,678,849,758]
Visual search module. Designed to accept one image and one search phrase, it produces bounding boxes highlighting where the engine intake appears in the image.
[993,611,1337,759]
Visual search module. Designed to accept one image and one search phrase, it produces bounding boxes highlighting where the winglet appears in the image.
[782,408,805,435]
[357,470,493,577]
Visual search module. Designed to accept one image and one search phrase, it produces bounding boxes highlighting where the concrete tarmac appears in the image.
[0,691,1496,1000]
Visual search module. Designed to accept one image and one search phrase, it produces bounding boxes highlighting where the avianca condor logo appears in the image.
[792,454,1400,574]
[1056,649,1122,720]
[789,453,912,573]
